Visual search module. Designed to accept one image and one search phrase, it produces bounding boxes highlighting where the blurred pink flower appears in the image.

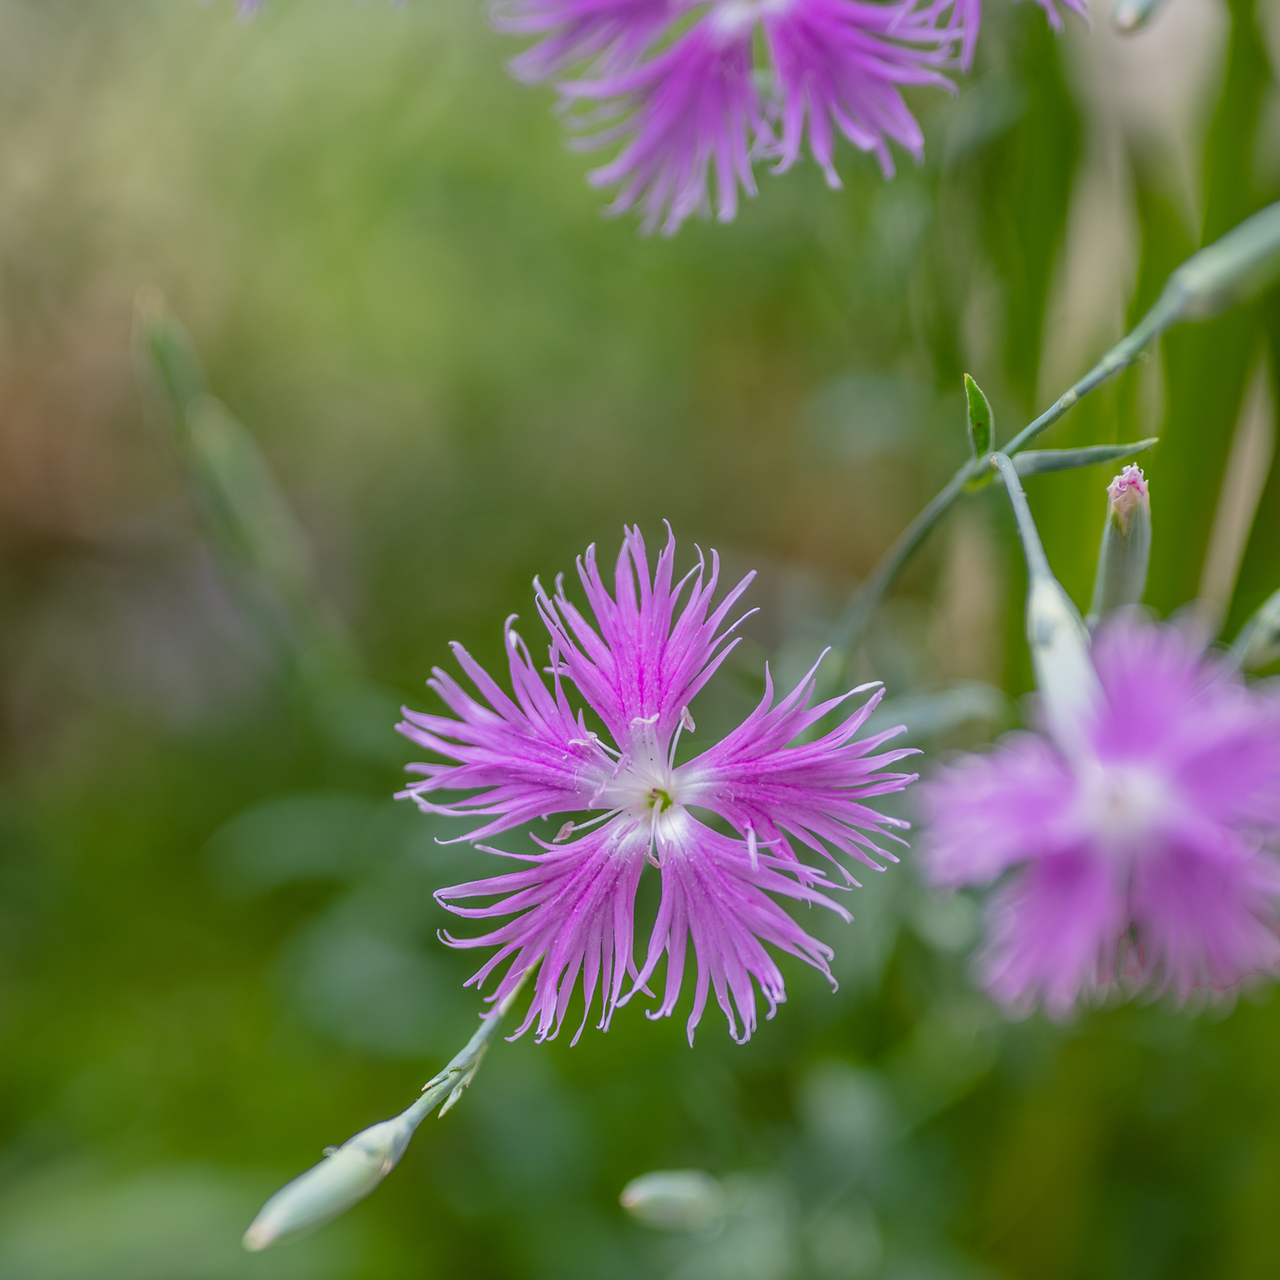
[398,527,917,1043]
[496,0,1088,233]
[922,617,1280,1016]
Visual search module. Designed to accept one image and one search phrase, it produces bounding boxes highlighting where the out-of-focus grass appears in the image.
[0,0,1278,1278]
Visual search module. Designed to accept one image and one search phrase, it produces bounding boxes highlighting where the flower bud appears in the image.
[1112,0,1168,32]
[242,1114,418,1251]
[1162,201,1280,321]
[991,452,1102,754]
[620,1170,726,1233]
[1087,466,1151,627]
[1027,576,1102,756]
[1105,465,1149,534]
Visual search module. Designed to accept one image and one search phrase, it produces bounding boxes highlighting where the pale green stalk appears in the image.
[992,454,1100,755]
[830,202,1280,664]
[243,967,535,1251]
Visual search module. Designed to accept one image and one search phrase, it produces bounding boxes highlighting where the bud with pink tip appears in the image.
[1087,466,1152,628]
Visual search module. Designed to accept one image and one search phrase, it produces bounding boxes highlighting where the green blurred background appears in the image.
[1,0,1279,1276]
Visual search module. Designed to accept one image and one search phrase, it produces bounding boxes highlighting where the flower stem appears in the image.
[990,454,1051,581]
[243,964,536,1251]
[829,288,1181,664]
[829,462,972,652]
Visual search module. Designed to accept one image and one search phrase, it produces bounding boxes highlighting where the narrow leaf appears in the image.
[1011,438,1157,477]
[964,374,993,458]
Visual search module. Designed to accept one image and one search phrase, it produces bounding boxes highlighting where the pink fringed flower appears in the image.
[922,617,1280,1016]
[562,17,764,235]
[494,0,1085,233]
[505,0,970,234]
[762,0,959,183]
[492,0,675,82]
[398,527,917,1043]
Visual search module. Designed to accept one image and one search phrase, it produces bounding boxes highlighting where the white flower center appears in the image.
[1076,760,1170,851]
[596,715,687,814]
[708,0,791,39]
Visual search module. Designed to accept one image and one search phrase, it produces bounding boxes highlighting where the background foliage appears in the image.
[1,0,1279,1277]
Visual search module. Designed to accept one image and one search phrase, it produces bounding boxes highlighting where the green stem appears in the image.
[1001,293,1177,457]
[991,454,1051,581]
[242,964,537,1252]
[418,963,537,1119]
[829,463,972,652]
[829,289,1180,660]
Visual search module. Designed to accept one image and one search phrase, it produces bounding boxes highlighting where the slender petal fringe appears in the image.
[402,527,915,1041]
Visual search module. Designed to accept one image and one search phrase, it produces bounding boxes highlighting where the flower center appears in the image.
[648,787,675,812]
[589,715,689,816]
[1077,761,1170,851]
[708,0,790,39]
[708,1,757,37]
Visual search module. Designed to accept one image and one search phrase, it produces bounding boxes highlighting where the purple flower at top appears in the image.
[922,616,1280,1016]
[562,18,765,234]
[496,0,1089,233]
[493,0,675,82]
[398,527,917,1043]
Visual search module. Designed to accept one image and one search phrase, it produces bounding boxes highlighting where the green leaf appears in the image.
[132,287,208,445]
[964,373,993,458]
[1010,438,1157,477]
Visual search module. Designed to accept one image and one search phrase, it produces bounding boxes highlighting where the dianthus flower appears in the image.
[922,616,1280,1016]
[493,0,1088,234]
[398,527,917,1043]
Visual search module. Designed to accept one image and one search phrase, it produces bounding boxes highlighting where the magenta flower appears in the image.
[562,18,765,235]
[493,0,675,83]
[496,0,1089,233]
[398,527,917,1043]
[922,616,1280,1016]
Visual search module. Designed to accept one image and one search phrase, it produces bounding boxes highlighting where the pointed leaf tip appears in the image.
[964,375,993,458]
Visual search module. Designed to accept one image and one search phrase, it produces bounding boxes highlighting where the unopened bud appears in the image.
[620,1170,726,1233]
[1106,465,1149,533]
[1027,576,1102,755]
[243,1114,418,1251]
[1162,201,1280,321]
[1087,466,1151,627]
[1112,0,1167,31]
